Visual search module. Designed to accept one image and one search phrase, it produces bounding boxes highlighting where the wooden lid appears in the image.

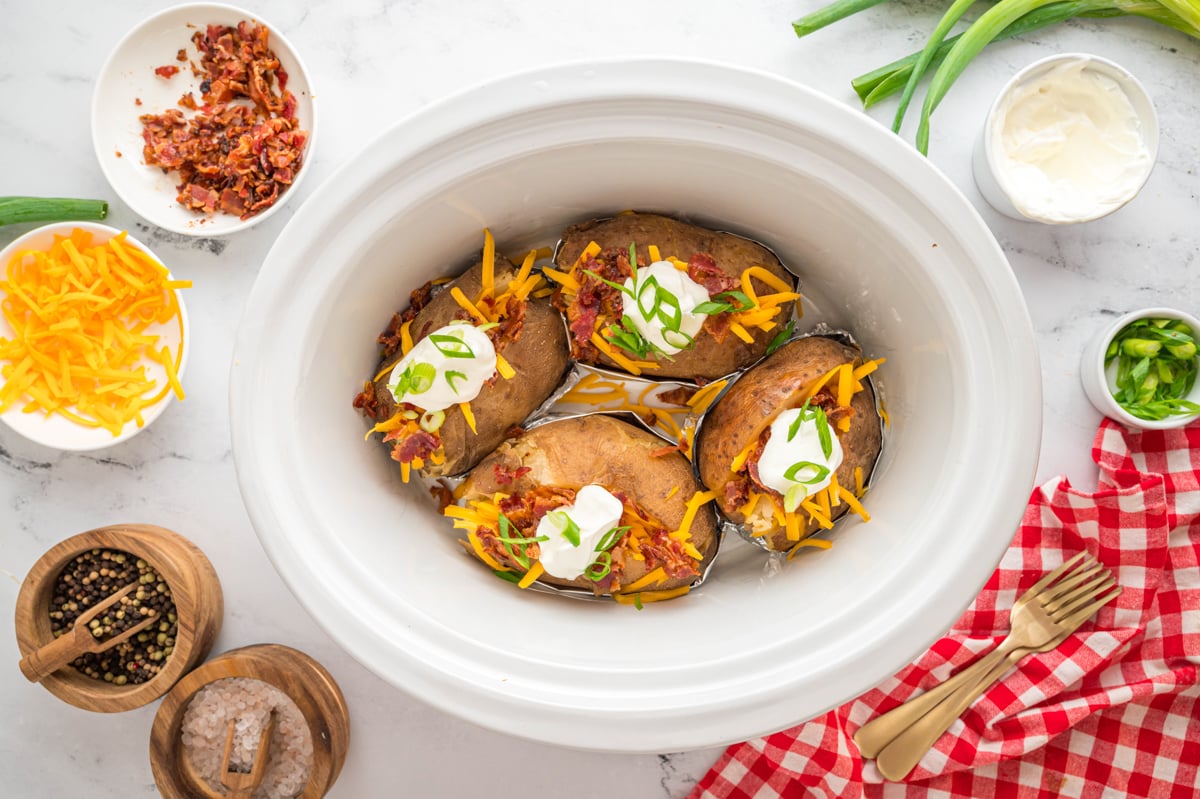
[150,644,351,799]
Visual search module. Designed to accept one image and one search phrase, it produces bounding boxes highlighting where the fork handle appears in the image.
[853,645,1011,758]
[874,650,1019,781]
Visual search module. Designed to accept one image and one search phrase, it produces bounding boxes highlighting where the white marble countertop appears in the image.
[1,1,1197,796]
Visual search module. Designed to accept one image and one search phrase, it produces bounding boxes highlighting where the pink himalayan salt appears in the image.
[180,677,313,799]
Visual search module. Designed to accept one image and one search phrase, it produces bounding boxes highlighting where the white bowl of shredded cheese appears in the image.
[0,222,189,451]
[231,58,1041,752]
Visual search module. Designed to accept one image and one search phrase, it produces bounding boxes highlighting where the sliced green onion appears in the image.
[429,333,475,359]
[1106,316,1200,420]
[766,320,796,356]
[493,570,522,584]
[546,510,582,547]
[583,269,635,298]
[419,409,445,433]
[584,551,613,581]
[445,370,468,392]
[815,407,833,459]
[475,321,501,332]
[633,593,644,610]
[595,525,630,553]
[784,484,806,513]
[784,461,831,484]
[629,241,637,267]
[405,362,435,394]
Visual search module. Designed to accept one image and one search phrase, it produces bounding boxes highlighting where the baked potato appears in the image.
[353,236,571,479]
[548,213,799,380]
[695,336,884,554]
[448,414,720,602]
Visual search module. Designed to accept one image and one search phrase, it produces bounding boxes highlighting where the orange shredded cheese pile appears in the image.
[0,229,189,436]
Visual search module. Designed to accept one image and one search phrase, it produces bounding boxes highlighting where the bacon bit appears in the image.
[703,310,732,343]
[114,150,123,158]
[139,21,307,221]
[687,253,739,296]
[657,386,697,407]
[489,297,526,356]
[154,65,180,79]
[176,48,188,62]
[724,475,751,508]
[392,429,438,464]
[554,248,634,356]
[430,482,455,512]
[648,441,686,458]
[351,382,381,419]
[492,463,532,485]
[134,97,142,106]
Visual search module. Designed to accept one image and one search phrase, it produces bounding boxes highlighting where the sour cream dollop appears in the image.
[757,407,844,506]
[621,261,711,356]
[991,58,1153,223]
[534,484,624,580]
[387,322,497,412]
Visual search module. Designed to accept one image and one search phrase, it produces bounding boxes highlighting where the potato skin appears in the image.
[556,213,795,380]
[459,415,719,593]
[695,336,883,551]
[368,255,571,476]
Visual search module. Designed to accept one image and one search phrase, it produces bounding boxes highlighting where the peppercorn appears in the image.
[47,548,178,684]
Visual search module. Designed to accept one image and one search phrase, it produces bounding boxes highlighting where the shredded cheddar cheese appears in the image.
[787,538,833,560]
[458,402,477,433]
[648,245,662,262]
[518,561,544,588]
[0,229,189,436]
[614,586,691,605]
[494,353,516,380]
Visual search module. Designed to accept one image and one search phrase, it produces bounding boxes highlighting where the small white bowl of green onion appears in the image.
[1082,308,1200,430]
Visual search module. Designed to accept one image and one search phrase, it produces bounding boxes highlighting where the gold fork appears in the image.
[853,553,1118,764]
[865,554,1120,781]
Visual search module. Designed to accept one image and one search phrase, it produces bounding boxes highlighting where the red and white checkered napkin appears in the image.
[691,419,1200,799]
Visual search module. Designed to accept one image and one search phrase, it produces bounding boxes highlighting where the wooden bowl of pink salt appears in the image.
[149,644,349,799]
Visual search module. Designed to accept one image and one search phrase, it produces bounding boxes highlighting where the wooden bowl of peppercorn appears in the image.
[13,523,223,712]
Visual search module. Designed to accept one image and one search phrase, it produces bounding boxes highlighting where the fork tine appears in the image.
[1022,551,1088,602]
[1056,586,1122,632]
[1051,576,1118,619]
[1041,560,1103,604]
[1045,569,1112,612]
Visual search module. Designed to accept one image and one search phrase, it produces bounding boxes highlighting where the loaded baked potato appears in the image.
[695,336,884,554]
[448,414,720,603]
[353,233,571,479]
[547,213,799,380]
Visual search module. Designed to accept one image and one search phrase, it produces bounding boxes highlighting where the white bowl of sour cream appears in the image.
[973,53,1158,224]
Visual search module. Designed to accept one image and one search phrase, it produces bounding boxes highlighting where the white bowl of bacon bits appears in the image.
[92,3,315,236]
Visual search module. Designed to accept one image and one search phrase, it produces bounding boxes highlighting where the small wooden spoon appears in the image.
[220,710,277,799]
[18,583,158,683]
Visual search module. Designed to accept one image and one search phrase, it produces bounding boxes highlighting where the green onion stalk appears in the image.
[0,196,108,227]
[793,0,1200,154]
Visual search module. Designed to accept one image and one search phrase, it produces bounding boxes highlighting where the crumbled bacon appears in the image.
[489,297,526,357]
[723,475,751,508]
[176,48,188,62]
[492,463,532,485]
[657,386,696,407]
[430,482,455,512]
[639,529,698,579]
[139,21,307,221]
[391,430,439,464]
[745,427,776,497]
[554,248,635,356]
[687,252,739,296]
[155,65,180,79]
[352,382,381,420]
